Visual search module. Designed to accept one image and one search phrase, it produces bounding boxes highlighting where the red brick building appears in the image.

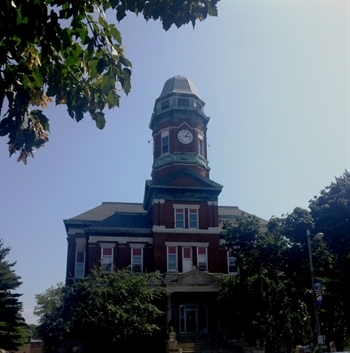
[64,76,262,335]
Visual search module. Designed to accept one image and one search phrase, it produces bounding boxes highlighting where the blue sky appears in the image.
[0,0,348,324]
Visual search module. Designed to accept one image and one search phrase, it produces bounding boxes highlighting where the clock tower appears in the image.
[149,75,210,181]
[143,75,222,229]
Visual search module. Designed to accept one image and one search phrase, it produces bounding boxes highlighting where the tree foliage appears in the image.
[35,268,165,352]
[0,0,219,163]
[219,214,312,353]
[259,171,350,351]
[34,283,69,353]
[309,170,350,347]
[0,239,27,351]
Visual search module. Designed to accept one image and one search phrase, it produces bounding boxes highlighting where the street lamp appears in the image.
[306,230,324,353]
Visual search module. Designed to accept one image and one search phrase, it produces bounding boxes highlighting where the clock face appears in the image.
[177,129,193,144]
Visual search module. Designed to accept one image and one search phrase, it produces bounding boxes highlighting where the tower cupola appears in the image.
[150,76,211,181]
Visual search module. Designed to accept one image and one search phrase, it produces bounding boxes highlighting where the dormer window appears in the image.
[161,100,169,109]
[178,98,189,107]
[161,130,169,154]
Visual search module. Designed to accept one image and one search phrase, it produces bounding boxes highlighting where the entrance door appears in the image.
[180,304,197,333]
[182,247,192,273]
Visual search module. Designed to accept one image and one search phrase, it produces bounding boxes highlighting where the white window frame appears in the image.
[101,245,114,273]
[75,251,85,278]
[173,204,200,229]
[161,130,169,154]
[167,246,178,272]
[198,132,204,156]
[175,208,185,228]
[227,250,239,274]
[188,209,198,229]
[131,247,143,273]
[197,246,208,272]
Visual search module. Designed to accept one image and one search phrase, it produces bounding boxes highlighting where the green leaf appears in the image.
[106,91,120,108]
[60,28,72,48]
[110,0,119,9]
[122,68,131,95]
[208,2,218,17]
[93,111,106,129]
[88,59,99,79]
[101,74,115,95]
[108,24,122,44]
[96,58,106,74]
[119,56,132,68]
[32,70,43,87]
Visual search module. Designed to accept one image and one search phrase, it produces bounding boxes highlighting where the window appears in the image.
[161,130,169,154]
[198,133,203,156]
[173,204,200,229]
[175,208,185,228]
[167,246,178,271]
[197,247,207,271]
[228,251,238,274]
[178,98,189,107]
[131,248,143,272]
[75,251,85,278]
[188,209,198,229]
[101,247,113,272]
[161,100,169,109]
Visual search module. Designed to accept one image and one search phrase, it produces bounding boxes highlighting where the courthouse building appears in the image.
[64,76,262,334]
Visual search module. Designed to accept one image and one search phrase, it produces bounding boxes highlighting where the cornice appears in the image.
[152,152,210,171]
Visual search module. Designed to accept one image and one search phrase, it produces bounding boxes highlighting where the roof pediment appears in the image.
[163,269,222,292]
[143,169,223,210]
[154,168,222,189]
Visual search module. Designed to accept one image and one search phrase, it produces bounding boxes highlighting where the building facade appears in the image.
[64,76,261,335]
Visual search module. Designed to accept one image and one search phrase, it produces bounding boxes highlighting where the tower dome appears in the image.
[158,75,200,99]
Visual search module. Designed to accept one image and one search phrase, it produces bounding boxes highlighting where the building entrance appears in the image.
[180,304,196,333]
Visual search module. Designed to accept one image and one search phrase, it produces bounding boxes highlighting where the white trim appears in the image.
[207,201,218,206]
[68,228,85,235]
[153,226,221,234]
[173,204,200,209]
[165,242,209,247]
[89,236,153,244]
[129,243,145,248]
[99,243,116,248]
[153,199,165,204]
